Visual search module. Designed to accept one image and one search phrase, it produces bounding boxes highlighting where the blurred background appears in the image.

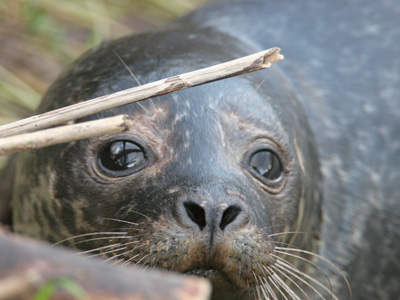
[0,0,210,169]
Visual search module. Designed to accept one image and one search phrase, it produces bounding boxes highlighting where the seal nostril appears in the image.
[220,205,241,231]
[184,201,206,230]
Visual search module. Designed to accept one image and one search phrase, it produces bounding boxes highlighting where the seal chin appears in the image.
[186,268,246,300]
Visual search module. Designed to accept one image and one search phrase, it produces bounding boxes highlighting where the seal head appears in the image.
[13,26,321,299]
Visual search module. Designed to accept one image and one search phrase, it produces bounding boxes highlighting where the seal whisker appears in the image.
[111,49,156,115]
[89,237,142,256]
[108,226,145,232]
[77,243,123,255]
[252,271,271,300]
[273,252,336,300]
[261,266,291,300]
[119,253,142,266]
[98,247,130,260]
[273,250,331,283]
[257,263,281,300]
[105,245,146,263]
[104,240,153,262]
[102,217,140,226]
[273,264,328,300]
[131,253,150,268]
[53,231,128,246]
[274,259,334,300]
[102,247,140,262]
[268,268,302,300]
[260,275,279,300]
[107,239,143,252]
[254,286,262,300]
[112,248,151,267]
[112,49,141,86]
[272,251,332,291]
[104,211,151,223]
[271,240,297,247]
[274,242,329,275]
[65,234,136,248]
[270,264,311,300]
[258,281,272,300]
[267,275,289,300]
[256,224,288,234]
[268,231,305,238]
[80,246,129,260]
[274,246,352,298]
[252,273,263,300]
[109,258,127,266]
[262,225,304,244]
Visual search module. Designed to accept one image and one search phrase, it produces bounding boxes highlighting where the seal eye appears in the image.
[98,140,147,176]
[249,149,283,183]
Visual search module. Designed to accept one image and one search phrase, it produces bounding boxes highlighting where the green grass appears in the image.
[0,0,208,123]
[33,277,88,300]
[0,0,209,169]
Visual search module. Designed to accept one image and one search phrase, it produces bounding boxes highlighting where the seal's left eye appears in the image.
[249,149,283,183]
[98,140,147,176]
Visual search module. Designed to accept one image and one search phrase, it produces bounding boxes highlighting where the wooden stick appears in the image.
[0,227,211,300]
[0,48,283,138]
[0,115,131,155]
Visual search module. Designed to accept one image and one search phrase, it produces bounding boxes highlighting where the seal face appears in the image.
[12,9,324,300]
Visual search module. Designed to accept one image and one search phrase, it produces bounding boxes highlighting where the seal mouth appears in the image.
[185,268,234,286]
[186,268,245,299]
[185,268,223,279]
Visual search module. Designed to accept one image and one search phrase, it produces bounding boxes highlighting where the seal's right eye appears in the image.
[98,140,147,176]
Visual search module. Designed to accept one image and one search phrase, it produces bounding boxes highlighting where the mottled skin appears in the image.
[10,0,400,300]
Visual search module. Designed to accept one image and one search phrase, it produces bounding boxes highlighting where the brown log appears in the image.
[0,228,211,300]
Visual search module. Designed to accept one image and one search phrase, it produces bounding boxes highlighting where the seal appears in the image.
[10,0,400,299]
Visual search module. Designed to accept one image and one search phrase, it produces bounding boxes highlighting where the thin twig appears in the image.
[0,115,131,155]
[0,48,284,139]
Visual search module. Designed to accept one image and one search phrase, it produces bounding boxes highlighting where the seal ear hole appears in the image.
[98,139,148,177]
[248,149,284,186]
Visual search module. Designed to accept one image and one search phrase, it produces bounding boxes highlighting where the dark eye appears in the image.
[249,149,283,183]
[98,140,147,176]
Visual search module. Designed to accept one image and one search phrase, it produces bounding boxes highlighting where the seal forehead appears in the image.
[148,83,284,172]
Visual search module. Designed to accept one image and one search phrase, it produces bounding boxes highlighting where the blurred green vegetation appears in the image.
[33,277,88,300]
[0,0,209,169]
